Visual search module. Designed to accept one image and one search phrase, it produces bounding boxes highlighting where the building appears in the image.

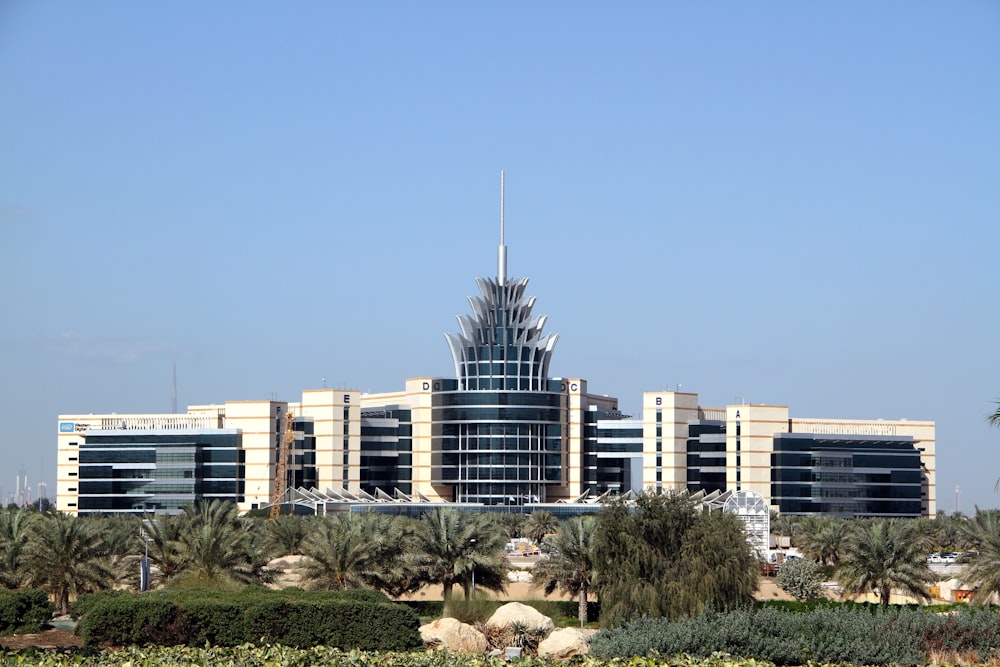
[55,186,936,517]
[646,395,935,517]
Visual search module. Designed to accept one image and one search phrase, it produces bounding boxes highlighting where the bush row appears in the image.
[0,589,51,635]
[74,588,420,651]
[0,645,782,667]
[591,604,1000,666]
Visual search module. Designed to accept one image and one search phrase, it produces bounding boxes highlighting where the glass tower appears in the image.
[436,174,565,504]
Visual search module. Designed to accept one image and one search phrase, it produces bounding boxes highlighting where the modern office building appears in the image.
[644,395,935,517]
[55,185,936,517]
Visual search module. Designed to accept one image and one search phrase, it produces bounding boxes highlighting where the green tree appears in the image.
[770,512,797,546]
[497,512,524,540]
[592,491,758,626]
[957,508,1000,604]
[991,401,1000,491]
[139,512,185,587]
[172,500,270,587]
[23,512,115,614]
[96,514,143,587]
[776,557,824,600]
[263,514,310,558]
[523,510,559,547]
[531,515,596,626]
[680,510,758,609]
[0,507,35,589]
[793,516,848,567]
[835,518,937,606]
[410,509,508,602]
[299,512,417,594]
[300,514,378,590]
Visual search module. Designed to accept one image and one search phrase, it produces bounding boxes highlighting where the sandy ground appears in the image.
[0,628,83,649]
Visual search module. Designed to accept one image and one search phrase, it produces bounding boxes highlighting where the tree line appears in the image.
[3,494,1000,625]
[774,509,1000,605]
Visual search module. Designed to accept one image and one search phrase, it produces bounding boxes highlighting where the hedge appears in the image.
[591,604,1000,666]
[74,588,420,650]
[0,589,52,635]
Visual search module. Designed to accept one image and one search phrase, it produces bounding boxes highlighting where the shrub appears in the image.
[74,588,421,651]
[775,558,824,601]
[0,589,52,634]
[76,594,181,647]
[591,605,936,666]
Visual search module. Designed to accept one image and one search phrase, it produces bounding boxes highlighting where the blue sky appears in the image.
[1,2,998,511]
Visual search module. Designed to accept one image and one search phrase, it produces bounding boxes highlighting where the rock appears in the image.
[419,618,489,653]
[485,602,555,633]
[537,627,598,659]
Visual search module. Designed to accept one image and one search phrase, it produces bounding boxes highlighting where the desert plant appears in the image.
[531,515,596,626]
[836,518,937,605]
[776,557,824,600]
[22,511,115,615]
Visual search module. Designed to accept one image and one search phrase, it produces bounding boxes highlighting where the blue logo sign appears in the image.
[59,422,74,433]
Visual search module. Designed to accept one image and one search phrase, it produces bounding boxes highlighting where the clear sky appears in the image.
[1,2,997,512]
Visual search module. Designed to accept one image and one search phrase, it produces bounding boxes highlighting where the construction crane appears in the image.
[269,409,296,522]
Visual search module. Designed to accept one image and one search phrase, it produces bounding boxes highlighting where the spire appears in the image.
[498,170,507,285]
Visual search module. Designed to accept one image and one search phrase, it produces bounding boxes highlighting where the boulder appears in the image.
[537,627,598,659]
[419,618,489,653]
[485,602,555,633]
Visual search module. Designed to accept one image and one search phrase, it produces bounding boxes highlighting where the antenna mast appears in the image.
[171,347,178,414]
[498,170,507,285]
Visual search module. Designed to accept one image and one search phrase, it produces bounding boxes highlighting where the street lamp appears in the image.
[469,538,477,596]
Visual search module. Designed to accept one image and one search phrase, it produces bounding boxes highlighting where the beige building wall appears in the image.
[295,389,361,492]
[361,378,450,502]
[726,404,790,503]
[56,414,98,515]
[215,400,284,512]
[555,378,618,501]
[642,391,699,491]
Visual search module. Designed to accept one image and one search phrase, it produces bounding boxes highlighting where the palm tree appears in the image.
[173,500,269,587]
[96,514,143,587]
[263,514,310,558]
[298,512,416,593]
[139,511,185,587]
[836,518,937,606]
[299,514,375,590]
[793,516,848,567]
[771,512,797,546]
[957,508,1000,603]
[23,512,115,615]
[990,402,1000,491]
[410,509,508,602]
[0,507,35,589]
[531,515,595,626]
[523,510,559,547]
[497,512,524,540]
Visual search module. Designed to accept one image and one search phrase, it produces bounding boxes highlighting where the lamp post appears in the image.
[469,538,477,596]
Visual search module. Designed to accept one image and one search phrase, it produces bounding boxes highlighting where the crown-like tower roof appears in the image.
[444,173,558,391]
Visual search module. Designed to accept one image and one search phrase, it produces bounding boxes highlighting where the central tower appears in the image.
[435,172,565,504]
[444,171,559,391]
